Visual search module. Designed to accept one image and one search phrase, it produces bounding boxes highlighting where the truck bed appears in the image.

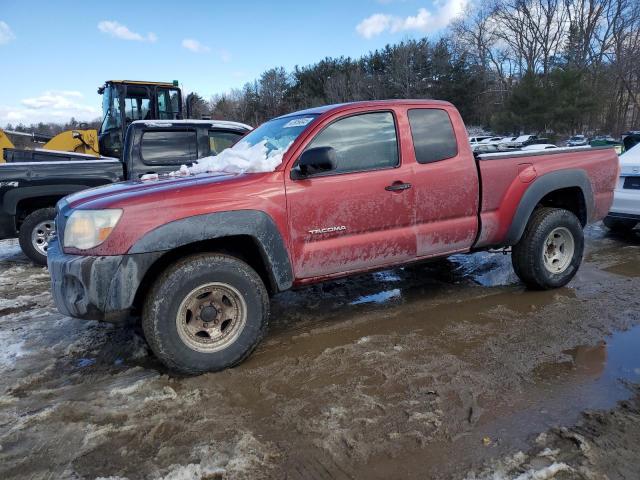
[475,146,618,248]
[3,148,111,163]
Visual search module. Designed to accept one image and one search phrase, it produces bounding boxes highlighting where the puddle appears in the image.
[603,261,640,277]
[475,326,640,450]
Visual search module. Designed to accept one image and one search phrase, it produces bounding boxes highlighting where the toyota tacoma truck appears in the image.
[0,120,250,264]
[48,100,618,374]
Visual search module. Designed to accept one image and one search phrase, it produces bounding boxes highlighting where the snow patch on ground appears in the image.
[351,288,401,305]
[157,432,276,480]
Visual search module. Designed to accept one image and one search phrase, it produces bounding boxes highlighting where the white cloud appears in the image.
[0,21,15,45]
[97,20,157,42]
[356,1,468,39]
[0,91,100,126]
[182,38,210,53]
[356,14,392,39]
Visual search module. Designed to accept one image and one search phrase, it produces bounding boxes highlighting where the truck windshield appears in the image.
[239,114,318,154]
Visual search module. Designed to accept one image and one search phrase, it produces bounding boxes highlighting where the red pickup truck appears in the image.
[48,100,618,373]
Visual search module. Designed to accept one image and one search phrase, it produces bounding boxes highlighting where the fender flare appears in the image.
[129,210,293,292]
[2,185,89,215]
[504,169,594,245]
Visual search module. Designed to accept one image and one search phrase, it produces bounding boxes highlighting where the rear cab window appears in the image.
[140,130,197,165]
[300,111,399,176]
[408,109,458,164]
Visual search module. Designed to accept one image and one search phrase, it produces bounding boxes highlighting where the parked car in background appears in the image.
[472,137,503,153]
[506,135,537,148]
[622,131,640,152]
[0,120,252,264]
[604,143,640,232]
[567,135,588,147]
[591,135,622,154]
[521,144,559,151]
[48,99,618,373]
[469,135,493,148]
[497,136,518,150]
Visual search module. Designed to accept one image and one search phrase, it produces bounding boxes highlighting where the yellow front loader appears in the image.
[0,80,182,163]
[0,129,98,163]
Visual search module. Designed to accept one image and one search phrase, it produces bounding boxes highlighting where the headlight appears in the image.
[63,209,122,250]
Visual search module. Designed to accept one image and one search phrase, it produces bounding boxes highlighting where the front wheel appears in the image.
[142,254,269,374]
[511,208,584,290]
[18,207,56,266]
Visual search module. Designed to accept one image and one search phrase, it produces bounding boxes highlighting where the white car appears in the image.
[604,143,640,232]
[567,135,588,147]
[497,136,518,150]
[472,136,503,153]
[521,144,558,151]
[469,135,493,146]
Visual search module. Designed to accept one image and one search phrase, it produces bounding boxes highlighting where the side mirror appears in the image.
[294,146,337,178]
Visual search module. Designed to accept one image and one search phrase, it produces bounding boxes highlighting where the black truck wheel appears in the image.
[18,207,57,266]
[603,216,637,232]
[142,253,269,374]
[511,207,584,290]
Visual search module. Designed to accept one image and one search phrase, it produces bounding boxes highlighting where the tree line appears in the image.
[201,0,640,137]
[5,0,640,138]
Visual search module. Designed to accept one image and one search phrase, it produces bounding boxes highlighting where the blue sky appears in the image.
[0,0,466,126]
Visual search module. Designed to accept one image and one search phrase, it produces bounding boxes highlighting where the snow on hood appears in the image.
[183,140,288,175]
[140,140,288,182]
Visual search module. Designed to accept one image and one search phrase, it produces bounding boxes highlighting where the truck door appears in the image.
[406,108,479,257]
[284,110,416,279]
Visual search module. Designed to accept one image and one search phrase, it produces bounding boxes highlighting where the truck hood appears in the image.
[65,172,240,209]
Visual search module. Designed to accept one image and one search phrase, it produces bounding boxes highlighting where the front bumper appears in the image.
[47,238,162,323]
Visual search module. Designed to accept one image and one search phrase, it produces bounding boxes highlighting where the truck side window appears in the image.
[141,130,197,165]
[408,109,458,164]
[305,111,398,174]
[208,130,244,156]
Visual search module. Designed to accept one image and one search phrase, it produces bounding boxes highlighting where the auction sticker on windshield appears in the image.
[283,117,315,128]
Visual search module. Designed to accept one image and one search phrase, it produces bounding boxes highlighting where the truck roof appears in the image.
[276,99,454,119]
[131,119,253,131]
[106,80,177,87]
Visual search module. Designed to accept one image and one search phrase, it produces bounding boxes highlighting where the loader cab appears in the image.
[98,80,183,159]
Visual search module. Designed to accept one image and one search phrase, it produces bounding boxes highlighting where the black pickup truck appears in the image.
[0,120,251,264]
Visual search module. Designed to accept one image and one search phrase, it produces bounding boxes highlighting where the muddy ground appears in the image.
[0,224,638,479]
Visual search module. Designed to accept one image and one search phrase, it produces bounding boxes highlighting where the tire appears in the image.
[603,216,637,232]
[18,207,56,266]
[142,253,269,374]
[511,207,584,290]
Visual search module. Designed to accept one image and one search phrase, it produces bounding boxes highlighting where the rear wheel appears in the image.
[512,208,584,290]
[603,216,637,232]
[142,253,269,374]
[18,207,56,266]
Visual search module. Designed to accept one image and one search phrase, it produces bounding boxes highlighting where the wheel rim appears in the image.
[31,220,55,256]
[176,282,247,353]
[542,227,575,274]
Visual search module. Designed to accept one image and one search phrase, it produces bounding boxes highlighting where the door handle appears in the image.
[385,182,412,192]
